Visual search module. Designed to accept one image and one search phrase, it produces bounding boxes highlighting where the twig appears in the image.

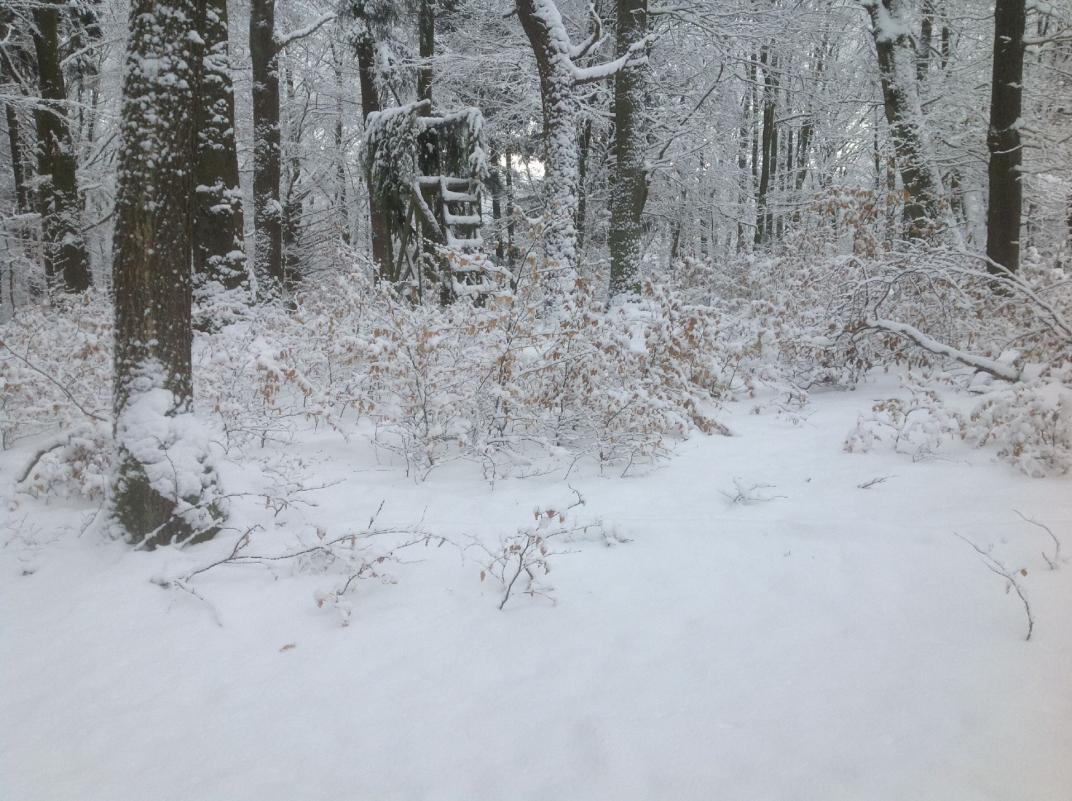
[953,532,1034,641]
[498,537,536,610]
[151,575,224,627]
[0,341,106,421]
[17,438,69,485]
[857,474,894,489]
[720,477,785,505]
[1013,509,1062,570]
[182,526,260,580]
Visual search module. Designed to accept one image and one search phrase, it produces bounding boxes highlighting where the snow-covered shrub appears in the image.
[0,258,738,498]
[966,371,1072,476]
[15,423,113,500]
[671,253,878,391]
[1,293,114,497]
[0,292,111,450]
[6,244,1067,505]
[671,245,1071,476]
[195,306,342,450]
[323,264,733,477]
[844,383,963,461]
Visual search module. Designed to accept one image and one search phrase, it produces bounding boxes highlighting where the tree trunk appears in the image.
[576,117,592,256]
[331,41,351,246]
[608,0,648,296]
[250,0,283,295]
[487,144,505,261]
[505,149,516,262]
[418,0,434,105]
[516,0,582,271]
[69,0,103,144]
[112,0,220,547]
[5,104,29,214]
[754,46,777,247]
[862,0,943,239]
[1,21,35,309]
[281,58,303,296]
[31,0,91,293]
[355,34,392,276]
[984,0,1025,274]
[194,0,248,297]
[737,92,749,253]
[917,0,934,82]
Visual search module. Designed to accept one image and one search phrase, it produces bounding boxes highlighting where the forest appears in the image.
[1,0,1071,798]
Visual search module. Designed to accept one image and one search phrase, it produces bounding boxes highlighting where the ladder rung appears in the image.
[444,212,481,226]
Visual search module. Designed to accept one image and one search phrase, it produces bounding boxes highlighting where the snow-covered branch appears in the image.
[275,13,337,50]
[568,3,604,60]
[572,33,655,83]
[864,318,1020,382]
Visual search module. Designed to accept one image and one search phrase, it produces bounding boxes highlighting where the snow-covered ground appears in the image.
[2,381,1070,801]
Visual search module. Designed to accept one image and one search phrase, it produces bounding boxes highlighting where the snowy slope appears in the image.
[2,384,1070,801]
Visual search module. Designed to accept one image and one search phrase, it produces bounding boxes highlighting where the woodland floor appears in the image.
[2,377,1071,801]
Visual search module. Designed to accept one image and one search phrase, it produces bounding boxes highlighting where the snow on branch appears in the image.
[864,318,1020,382]
[568,4,604,60]
[525,0,654,83]
[275,13,337,50]
[572,34,654,83]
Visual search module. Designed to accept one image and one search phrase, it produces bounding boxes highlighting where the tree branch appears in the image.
[275,13,337,50]
[864,318,1020,382]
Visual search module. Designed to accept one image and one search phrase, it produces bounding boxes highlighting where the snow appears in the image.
[114,361,222,533]
[2,380,1070,800]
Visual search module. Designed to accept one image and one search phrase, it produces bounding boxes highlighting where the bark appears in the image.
[194,0,248,295]
[917,0,934,83]
[505,148,516,262]
[69,0,103,143]
[281,58,303,295]
[418,0,434,105]
[250,0,283,294]
[754,46,777,247]
[940,12,951,70]
[608,0,648,296]
[31,0,91,293]
[3,103,24,310]
[1,23,35,309]
[1067,193,1072,258]
[737,93,749,253]
[355,34,392,276]
[576,116,592,255]
[112,0,218,546]
[5,103,29,213]
[331,42,350,245]
[415,0,442,276]
[488,144,504,260]
[862,0,943,238]
[516,0,582,271]
[984,0,1025,274]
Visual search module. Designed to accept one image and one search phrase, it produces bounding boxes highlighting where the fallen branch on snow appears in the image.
[953,531,1034,641]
